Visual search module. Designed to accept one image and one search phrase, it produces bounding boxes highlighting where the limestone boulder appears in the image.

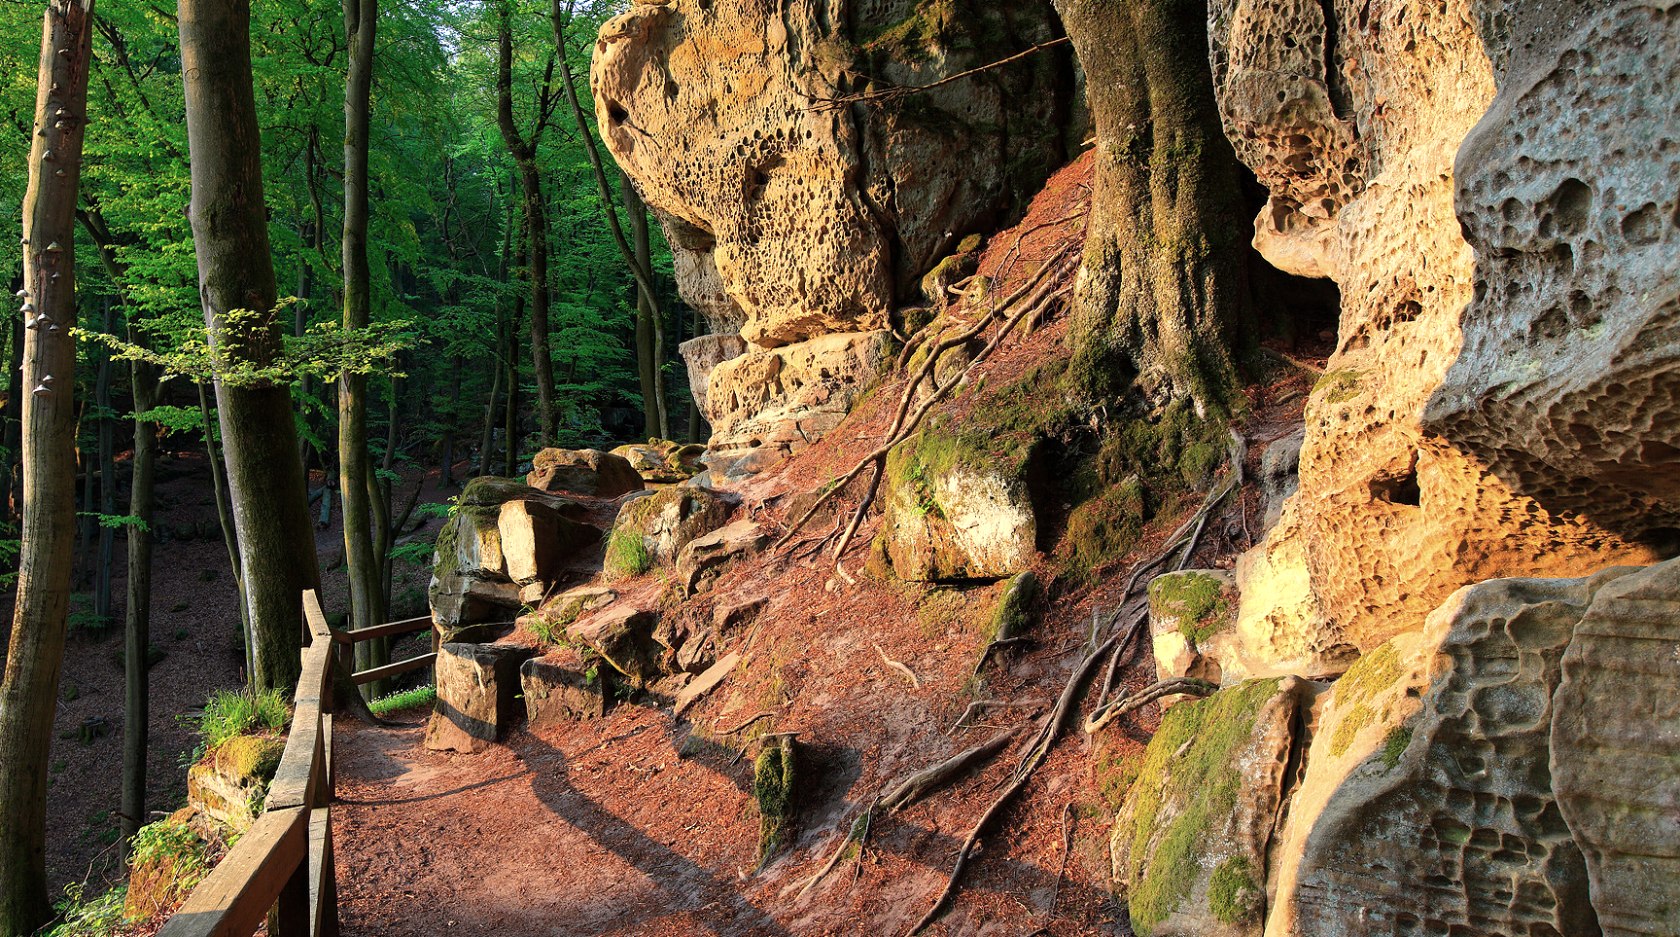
[704,330,891,459]
[680,333,748,422]
[1258,429,1302,533]
[1424,2,1680,537]
[424,642,537,754]
[1215,0,1657,673]
[677,519,769,594]
[878,430,1038,582]
[1551,556,1680,937]
[526,448,644,498]
[522,649,613,727]
[604,487,735,580]
[1110,678,1303,937]
[1264,570,1634,937]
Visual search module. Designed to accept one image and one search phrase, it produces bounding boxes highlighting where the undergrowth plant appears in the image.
[43,882,127,937]
[368,684,437,716]
[183,687,289,763]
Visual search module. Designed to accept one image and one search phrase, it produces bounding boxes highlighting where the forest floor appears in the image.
[1,449,458,898]
[329,154,1328,935]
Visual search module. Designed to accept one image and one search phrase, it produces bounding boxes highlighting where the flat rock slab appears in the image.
[523,652,612,727]
[674,652,740,715]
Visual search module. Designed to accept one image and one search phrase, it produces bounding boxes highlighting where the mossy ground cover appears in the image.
[1120,678,1282,935]
[1149,571,1234,645]
[604,524,653,579]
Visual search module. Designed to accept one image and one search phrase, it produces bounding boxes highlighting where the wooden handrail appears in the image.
[157,590,344,937]
[333,614,430,645]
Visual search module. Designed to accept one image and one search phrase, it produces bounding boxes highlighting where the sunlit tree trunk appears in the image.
[179,0,320,692]
[0,4,95,931]
[1052,0,1253,412]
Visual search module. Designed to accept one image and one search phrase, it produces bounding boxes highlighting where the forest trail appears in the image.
[332,707,788,937]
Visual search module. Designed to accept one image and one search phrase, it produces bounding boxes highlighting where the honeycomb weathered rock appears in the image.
[1264,570,1633,937]
[1425,1,1680,536]
[1214,0,1659,675]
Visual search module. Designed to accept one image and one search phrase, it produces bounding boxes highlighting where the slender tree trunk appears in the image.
[1052,0,1253,411]
[122,338,159,852]
[504,244,524,479]
[179,0,320,692]
[4,315,22,523]
[495,9,558,446]
[621,172,663,439]
[686,307,705,442]
[371,374,397,628]
[93,300,116,627]
[199,384,251,677]
[340,0,383,697]
[0,4,95,930]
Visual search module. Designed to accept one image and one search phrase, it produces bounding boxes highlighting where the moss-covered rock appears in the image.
[753,734,798,868]
[988,570,1041,643]
[1110,677,1303,937]
[185,734,286,833]
[123,811,213,922]
[603,487,734,581]
[1148,569,1238,697]
[430,477,597,628]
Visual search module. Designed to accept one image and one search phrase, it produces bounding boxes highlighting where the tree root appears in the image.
[874,643,920,689]
[879,725,1022,813]
[795,803,875,900]
[947,698,1045,736]
[715,710,776,736]
[1083,677,1218,734]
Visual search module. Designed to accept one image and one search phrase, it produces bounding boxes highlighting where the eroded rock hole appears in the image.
[1370,452,1422,506]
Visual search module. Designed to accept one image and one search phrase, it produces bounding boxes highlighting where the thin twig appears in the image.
[802,38,1072,111]
[1083,677,1218,735]
[715,710,776,736]
[874,643,920,689]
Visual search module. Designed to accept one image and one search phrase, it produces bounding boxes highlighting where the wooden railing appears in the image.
[156,591,433,937]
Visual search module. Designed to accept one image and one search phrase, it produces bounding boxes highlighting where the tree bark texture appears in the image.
[123,345,159,849]
[179,0,320,692]
[341,0,384,694]
[0,4,95,932]
[1053,0,1253,413]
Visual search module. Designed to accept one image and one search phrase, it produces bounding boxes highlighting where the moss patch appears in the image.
[209,734,284,784]
[1208,856,1263,925]
[1381,724,1414,770]
[753,737,797,868]
[988,571,1040,642]
[1326,642,1406,758]
[1314,368,1364,404]
[123,815,211,921]
[1149,571,1233,646]
[1121,678,1282,935]
[603,525,652,579]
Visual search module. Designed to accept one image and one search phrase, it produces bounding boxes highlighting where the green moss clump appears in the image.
[1121,678,1282,935]
[210,734,285,784]
[1207,856,1263,925]
[1149,572,1233,646]
[1314,368,1363,404]
[1381,725,1414,770]
[123,815,212,921]
[1060,476,1148,582]
[753,737,797,868]
[988,571,1040,642]
[1095,748,1145,812]
[1325,642,1406,758]
[603,525,652,579]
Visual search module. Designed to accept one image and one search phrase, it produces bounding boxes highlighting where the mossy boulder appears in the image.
[1148,569,1238,699]
[569,604,664,685]
[430,477,598,628]
[528,447,645,497]
[124,810,213,921]
[878,424,1041,582]
[988,570,1041,643]
[1110,677,1303,937]
[603,487,735,581]
[185,734,286,833]
[610,439,701,484]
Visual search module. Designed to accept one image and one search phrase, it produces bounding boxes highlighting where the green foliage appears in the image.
[191,687,290,753]
[604,526,653,579]
[123,817,213,923]
[44,882,128,937]
[369,684,438,716]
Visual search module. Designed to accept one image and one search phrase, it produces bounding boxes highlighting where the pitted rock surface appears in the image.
[1551,557,1680,937]
[1264,571,1631,937]
[1215,0,1657,673]
[1425,1,1680,535]
[704,330,890,457]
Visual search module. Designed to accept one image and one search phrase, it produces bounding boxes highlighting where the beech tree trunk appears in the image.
[123,341,159,850]
[93,299,116,626]
[1052,0,1252,412]
[0,4,95,931]
[495,7,558,447]
[341,0,384,696]
[179,0,320,692]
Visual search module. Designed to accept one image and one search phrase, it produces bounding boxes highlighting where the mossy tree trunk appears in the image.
[180,0,321,692]
[0,3,95,931]
[1053,0,1253,414]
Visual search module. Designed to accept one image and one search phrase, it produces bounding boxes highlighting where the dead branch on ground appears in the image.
[879,725,1021,813]
[1083,677,1218,735]
[874,643,921,689]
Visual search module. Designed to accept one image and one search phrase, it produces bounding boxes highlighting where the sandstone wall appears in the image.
[593,0,1075,456]
[1216,0,1664,677]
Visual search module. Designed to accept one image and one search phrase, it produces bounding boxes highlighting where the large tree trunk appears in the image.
[179,0,320,692]
[4,315,23,523]
[495,8,558,447]
[0,4,95,931]
[123,340,159,851]
[341,0,383,696]
[1053,0,1253,413]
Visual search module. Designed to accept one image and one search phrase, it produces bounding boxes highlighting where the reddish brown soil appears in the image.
[1,450,456,899]
[330,148,1320,936]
